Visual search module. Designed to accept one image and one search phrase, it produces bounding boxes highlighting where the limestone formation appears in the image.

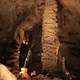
[0,64,17,80]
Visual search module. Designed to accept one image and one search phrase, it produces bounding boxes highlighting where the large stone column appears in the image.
[41,0,59,73]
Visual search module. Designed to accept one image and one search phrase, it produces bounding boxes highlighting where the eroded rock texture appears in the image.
[0,0,18,67]
[58,0,80,77]
[0,0,80,78]
[42,0,59,73]
[0,0,16,42]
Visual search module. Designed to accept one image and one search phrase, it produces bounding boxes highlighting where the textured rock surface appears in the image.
[42,0,59,73]
[58,0,80,77]
[0,0,80,78]
[0,0,16,43]
[0,0,17,59]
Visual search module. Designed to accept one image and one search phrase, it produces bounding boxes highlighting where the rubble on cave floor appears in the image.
[30,75,63,80]
[18,72,65,80]
[18,74,63,80]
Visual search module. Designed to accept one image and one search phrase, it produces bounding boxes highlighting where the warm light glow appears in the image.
[20,67,28,73]
[19,67,30,79]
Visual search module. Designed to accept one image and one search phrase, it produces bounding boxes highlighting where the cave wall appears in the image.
[0,0,45,73]
[58,0,80,75]
[0,0,17,58]
[0,0,17,42]
[0,0,80,76]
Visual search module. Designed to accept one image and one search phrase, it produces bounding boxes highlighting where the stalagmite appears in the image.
[42,0,59,73]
